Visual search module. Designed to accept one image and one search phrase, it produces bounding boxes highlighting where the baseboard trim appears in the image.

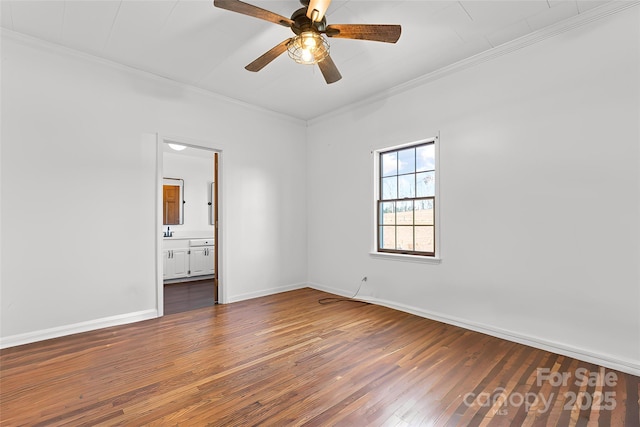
[227,282,308,304]
[0,309,158,349]
[164,275,215,285]
[308,282,640,377]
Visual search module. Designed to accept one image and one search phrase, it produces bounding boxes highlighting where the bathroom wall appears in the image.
[163,148,215,238]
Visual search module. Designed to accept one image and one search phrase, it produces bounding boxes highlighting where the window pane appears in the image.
[377,140,436,256]
[415,199,434,225]
[380,202,395,225]
[396,226,414,251]
[415,226,434,253]
[381,177,397,200]
[381,152,397,177]
[380,226,396,250]
[397,148,415,175]
[398,174,415,199]
[396,201,413,225]
[416,172,435,197]
[416,144,435,172]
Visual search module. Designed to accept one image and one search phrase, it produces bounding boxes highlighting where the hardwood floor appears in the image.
[164,279,216,315]
[1,288,638,426]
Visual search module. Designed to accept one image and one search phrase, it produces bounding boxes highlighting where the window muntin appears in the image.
[377,141,436,256]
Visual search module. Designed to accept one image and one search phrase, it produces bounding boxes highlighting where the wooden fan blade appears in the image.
[213,0,293,27]
[245,39,292,72]
[325,24,401,43]
[318,55,342,84]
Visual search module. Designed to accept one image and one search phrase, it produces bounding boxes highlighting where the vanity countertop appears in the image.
[163,236,214,250]
[163,236,214,240]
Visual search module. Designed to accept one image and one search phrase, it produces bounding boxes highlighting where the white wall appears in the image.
[0,32,308,344]
[163,149,214,238]
[1,5,638,376]
[307,7,639,374]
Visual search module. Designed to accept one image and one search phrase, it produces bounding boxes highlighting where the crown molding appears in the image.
[0,28,307,127]
[2,1,637,127]
[308,1,640,126]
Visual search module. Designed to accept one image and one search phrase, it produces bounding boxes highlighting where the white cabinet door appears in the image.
[163,250,169,279]
[190,248,207,276]
[164,248,189,280]
[204,247,215,275]
[190,247,214,277]
[172,249,188,278]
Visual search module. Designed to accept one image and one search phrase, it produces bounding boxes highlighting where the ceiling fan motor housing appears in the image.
[290,7,327,34]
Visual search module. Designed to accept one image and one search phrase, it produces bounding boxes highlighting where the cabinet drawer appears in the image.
[163,239,189,250]
[190,239,214,247]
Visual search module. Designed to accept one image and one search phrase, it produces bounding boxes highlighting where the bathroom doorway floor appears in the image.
[164,279,216,315]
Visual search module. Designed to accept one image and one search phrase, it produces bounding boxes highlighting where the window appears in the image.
[377,139,437,256]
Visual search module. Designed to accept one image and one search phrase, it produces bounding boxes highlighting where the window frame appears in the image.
[372,136,440,261]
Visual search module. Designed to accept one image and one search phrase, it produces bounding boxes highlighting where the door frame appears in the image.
[155,134,224,317]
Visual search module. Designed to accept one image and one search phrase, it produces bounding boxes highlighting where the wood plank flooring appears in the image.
[164,280,216,315]
[1,288,638,426]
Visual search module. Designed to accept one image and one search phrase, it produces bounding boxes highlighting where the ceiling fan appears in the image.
[213,0,401,84]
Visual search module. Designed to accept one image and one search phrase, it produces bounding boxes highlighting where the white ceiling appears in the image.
[0,0,611,120]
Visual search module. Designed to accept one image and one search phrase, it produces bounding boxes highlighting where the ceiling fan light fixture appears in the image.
[287,31,329,65]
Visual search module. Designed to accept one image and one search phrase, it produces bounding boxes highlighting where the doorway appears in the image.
[156,136,220,316]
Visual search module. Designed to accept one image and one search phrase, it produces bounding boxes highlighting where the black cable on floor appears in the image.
[318,277,370,305]
[318,298,370,305]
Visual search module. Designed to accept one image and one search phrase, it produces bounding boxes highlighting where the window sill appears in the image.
[369,252,442,264]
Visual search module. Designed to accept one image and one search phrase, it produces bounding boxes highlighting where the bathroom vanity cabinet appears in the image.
[163,238,214,281]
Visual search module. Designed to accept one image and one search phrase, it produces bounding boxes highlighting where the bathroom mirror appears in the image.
[163,178,184,225]
[209,182,215,225]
